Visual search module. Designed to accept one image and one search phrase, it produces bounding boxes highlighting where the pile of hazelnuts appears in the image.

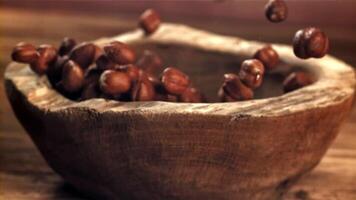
[11,1,328,103]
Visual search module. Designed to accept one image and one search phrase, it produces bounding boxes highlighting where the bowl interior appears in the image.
[132,42,310,102]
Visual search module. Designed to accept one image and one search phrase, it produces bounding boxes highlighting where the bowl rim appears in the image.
[4,23,355,118]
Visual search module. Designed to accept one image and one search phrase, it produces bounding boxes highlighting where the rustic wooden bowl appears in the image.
[4,23,355,200]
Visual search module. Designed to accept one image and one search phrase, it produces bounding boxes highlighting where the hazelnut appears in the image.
[265,0,288,23]
[47,55,69,86]
[179,87,203,103]
[139,9,161,34]
[131,71,155,101]
[293,27,329,59]
[99,70,131,95]
[69,42,97,69]
[30,44,57,75]
[219,73,254,101]
[96,54,117,70]
[283,72,313,93]
[239,59,265,89]
[136,50,163,75]
[103,41,136,65]
[61,60,85,93]
[161,67,190,95]
[83,66,102,87]
[11,42,39,63]
[253,45,279,70]
[117,64,141,82]
[58,37,77,56]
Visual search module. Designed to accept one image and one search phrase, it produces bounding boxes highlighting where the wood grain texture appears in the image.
[4,23,355,200]
[1,7,356,200]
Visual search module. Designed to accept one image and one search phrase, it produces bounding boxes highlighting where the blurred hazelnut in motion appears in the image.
[136,50,163,75]
[139,9,161,34]
[265,0,288,23]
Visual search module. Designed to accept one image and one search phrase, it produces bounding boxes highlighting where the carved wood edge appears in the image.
[4,23,356,118]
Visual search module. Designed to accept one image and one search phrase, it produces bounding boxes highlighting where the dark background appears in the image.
[0,1,355,199]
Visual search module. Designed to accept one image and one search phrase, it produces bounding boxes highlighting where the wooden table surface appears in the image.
[1,6,355,200]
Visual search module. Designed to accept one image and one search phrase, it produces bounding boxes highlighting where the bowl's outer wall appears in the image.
[5,78,354,200]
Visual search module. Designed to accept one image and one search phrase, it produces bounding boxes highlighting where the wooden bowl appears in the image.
[4,23,355,200]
